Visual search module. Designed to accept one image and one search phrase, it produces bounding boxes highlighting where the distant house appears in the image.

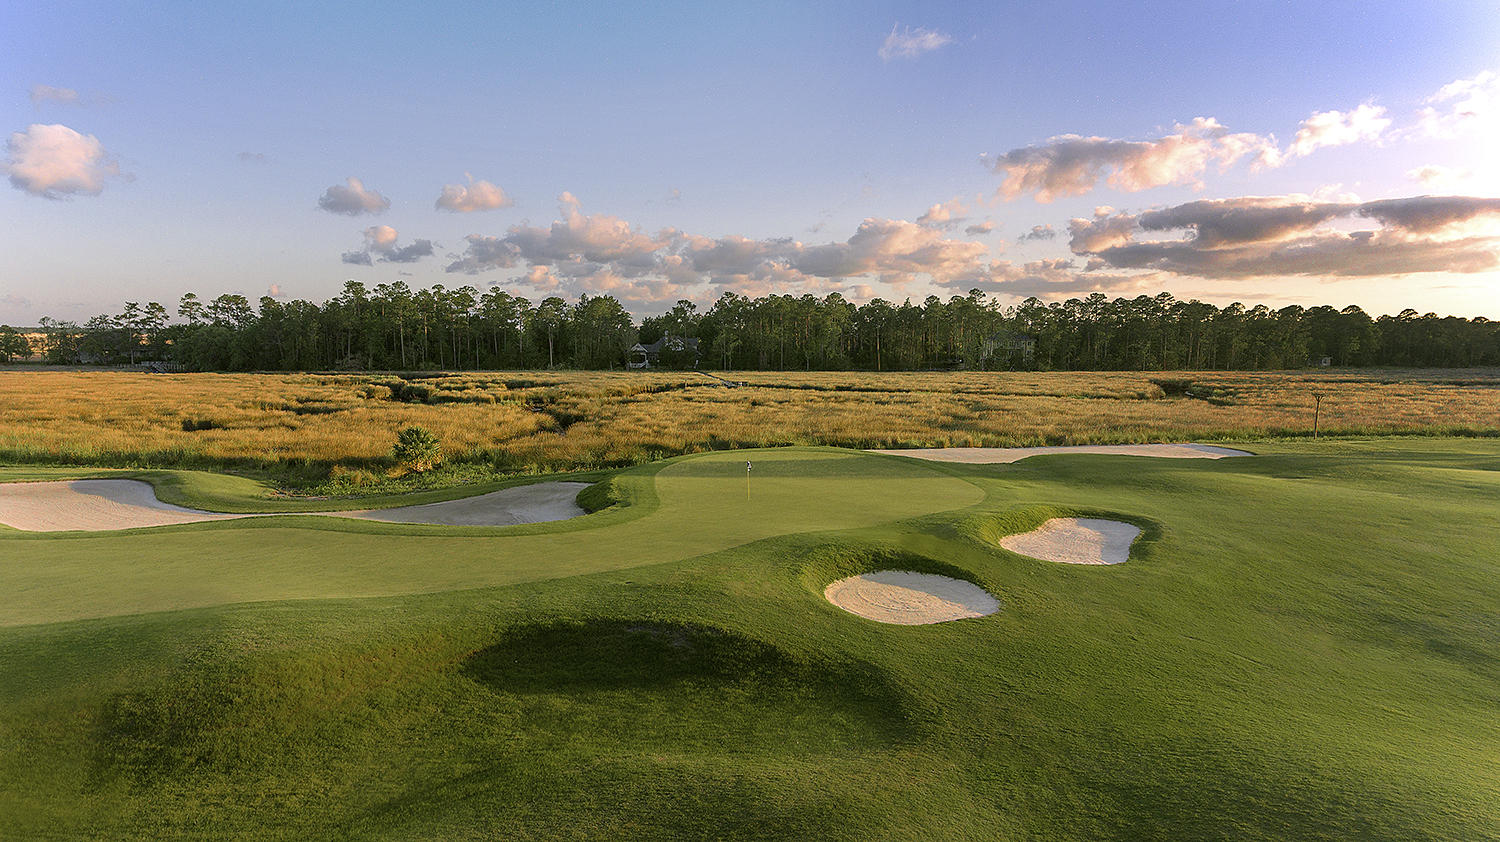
[628,336,700,369]
[978,329,1036,368]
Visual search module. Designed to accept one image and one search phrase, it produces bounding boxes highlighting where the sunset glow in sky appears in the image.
[3,1,1499,322]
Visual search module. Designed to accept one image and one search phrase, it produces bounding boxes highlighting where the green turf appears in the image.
[1,441,1497,839]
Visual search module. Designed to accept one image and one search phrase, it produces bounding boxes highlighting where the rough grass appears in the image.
[1,441,1498,839]
[1,370,1497,490]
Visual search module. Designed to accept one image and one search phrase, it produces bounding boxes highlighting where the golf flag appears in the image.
[746,460,752,472]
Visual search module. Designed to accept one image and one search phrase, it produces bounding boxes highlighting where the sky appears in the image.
[3,0,1499,324]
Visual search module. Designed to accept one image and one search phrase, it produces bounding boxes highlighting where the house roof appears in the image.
[635,336,700,353]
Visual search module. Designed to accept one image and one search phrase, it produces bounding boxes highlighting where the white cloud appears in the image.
[318,177,390,215]
[1288,103,1390,156]
[341,225,434,265]
[1018,224,1054,242]
[365,225,399,250]
[985,93,1408,203]
[435,176,514,212]
[523,265,561,291]
[878,24,952,61]
[1415,70,1497,139]
[504,193,671,266]
[966,220,996,236]
[985,118,1280,202]
[1067,207,1139,252]
[791,218,988,281]
[1406,164,1471,190]
[29,85,79,105]
[917,197,969,229]
[4,123,123,198]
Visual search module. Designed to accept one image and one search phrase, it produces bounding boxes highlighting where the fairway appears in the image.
[2,440,1498,839]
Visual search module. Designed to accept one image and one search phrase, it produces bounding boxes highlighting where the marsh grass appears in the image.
[2,369,1497,488]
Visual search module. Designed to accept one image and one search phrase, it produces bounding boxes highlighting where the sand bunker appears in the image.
[333,482,590,527]
[0,479,591,532]
[824,571,999,625]
[869,443,1249,463]
[1000,517,1142,565]
[0,480,252,532]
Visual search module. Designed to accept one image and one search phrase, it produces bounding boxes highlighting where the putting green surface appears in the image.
[0,448,982,625]
[2,441,1498,840]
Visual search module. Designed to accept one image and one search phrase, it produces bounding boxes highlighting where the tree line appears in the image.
[6,281,1498,371]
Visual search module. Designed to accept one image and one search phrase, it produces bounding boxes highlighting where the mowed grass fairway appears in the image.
[2,442,1498,839]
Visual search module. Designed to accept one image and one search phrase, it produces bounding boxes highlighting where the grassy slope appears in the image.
[1,442,1497,839]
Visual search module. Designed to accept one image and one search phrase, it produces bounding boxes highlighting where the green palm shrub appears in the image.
[393,425,442,472]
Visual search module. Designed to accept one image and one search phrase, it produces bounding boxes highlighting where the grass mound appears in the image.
[956,504,1160,557]
[573,475,625,513]
[798,543,986,597]
[463,619,910,745]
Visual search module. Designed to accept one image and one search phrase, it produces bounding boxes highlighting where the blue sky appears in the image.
[3,0,1498,322]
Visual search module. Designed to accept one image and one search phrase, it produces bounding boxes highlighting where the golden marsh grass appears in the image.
[1,369,1497,475]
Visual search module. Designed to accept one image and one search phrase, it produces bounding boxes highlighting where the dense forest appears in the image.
[4,281,1498,371]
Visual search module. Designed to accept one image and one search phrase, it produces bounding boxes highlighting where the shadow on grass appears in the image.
[462,619,913,740]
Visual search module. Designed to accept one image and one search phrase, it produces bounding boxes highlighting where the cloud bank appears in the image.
[984,118,1281,203]
[1067,195,1500,279]
[445,194,993,305]
[981,79,1492,202]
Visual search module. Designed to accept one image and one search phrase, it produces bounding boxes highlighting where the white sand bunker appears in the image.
[333,482,590,527]
[1000,517,1142,565]
[0,479,591,532]
[870,443,1248,464]
[0,480,252,532]
[824,571,999,625]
